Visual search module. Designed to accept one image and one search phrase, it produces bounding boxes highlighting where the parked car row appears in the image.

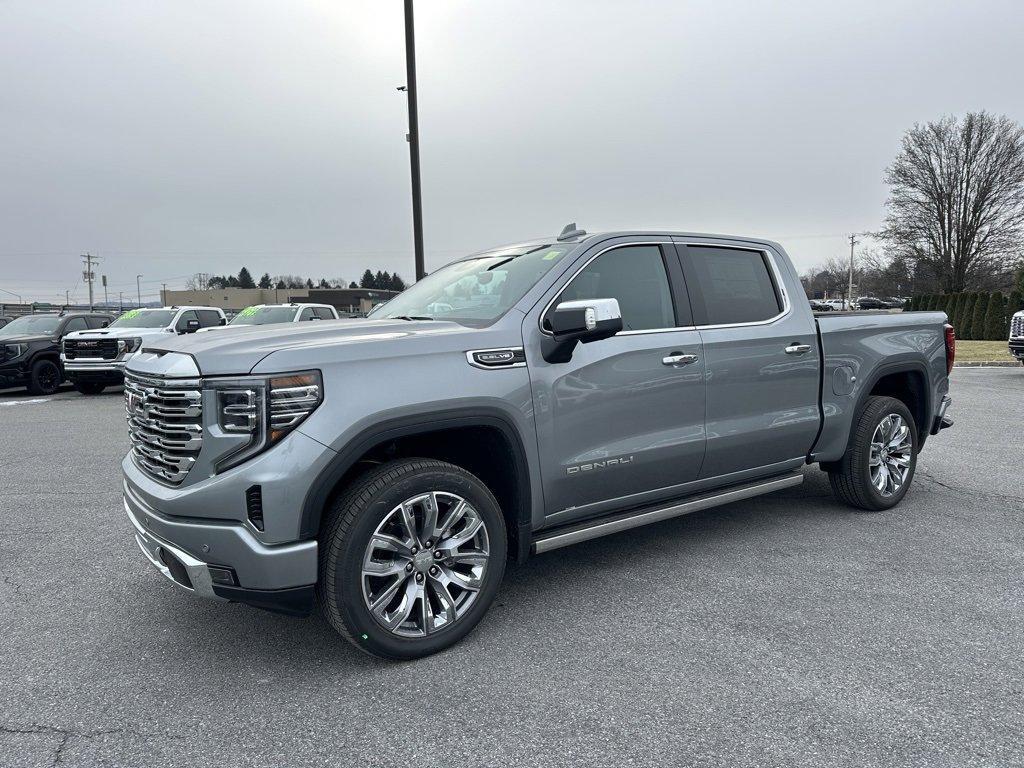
[0,303,345,395]
[808,297,907,312]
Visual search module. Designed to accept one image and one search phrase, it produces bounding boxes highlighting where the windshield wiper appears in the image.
[389,315,434,321]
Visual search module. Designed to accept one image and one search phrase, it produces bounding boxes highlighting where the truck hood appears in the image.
[0,332,53,344]
[64,327,175,341]
[140,318,479,375]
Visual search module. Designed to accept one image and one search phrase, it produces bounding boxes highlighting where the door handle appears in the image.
[662,352,698,366]
[785,343,812,355]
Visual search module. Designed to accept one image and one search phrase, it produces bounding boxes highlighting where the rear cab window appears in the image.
[679,246,783,325]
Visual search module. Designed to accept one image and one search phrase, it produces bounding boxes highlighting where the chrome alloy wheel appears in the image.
[361,491,490,637]
[869,414,913,497]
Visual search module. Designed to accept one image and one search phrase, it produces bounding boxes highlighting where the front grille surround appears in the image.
[125,372,204,485]
[1011,314,1024,339]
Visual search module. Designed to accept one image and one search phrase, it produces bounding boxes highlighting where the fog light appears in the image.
[208,566,237,586]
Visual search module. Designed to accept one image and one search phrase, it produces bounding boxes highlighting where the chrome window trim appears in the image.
[465,347,527,369]
[679,242,792,331]
[538,241,682,338]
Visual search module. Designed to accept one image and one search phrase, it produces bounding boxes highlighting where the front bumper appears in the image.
[61,354,131,381]
[124,481,318,615]
[1009,338,1024,359]
[0,362,29,388]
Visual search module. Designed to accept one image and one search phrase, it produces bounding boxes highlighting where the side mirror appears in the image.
[541,298,623,363]
[100,320,110,328]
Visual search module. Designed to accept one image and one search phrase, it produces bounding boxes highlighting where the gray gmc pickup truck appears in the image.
[122,228,954,658]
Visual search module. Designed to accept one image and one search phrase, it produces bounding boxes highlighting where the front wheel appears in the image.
[28,359,62,395]
[828,395,918,511]
[317,459,507,659]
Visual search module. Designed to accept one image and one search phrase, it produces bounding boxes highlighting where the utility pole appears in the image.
[162,283,167,305]
[65,289,70,309]
[400,0,426,281]
[848,234,857,309]
[119,291,123,312]
[81,253,99,310]
[136,274,143,308]
[102,275,108,307]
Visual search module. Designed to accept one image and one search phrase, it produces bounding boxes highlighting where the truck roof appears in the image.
[457,229,785,261]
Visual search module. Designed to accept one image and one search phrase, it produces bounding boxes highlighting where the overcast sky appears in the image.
[2,0,1023,304]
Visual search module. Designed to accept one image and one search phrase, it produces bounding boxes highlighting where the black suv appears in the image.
[0,312,113,394]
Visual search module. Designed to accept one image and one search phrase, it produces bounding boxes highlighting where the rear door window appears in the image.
[314,307,335,319]
[298,307,317,321]
[681,246,783,325]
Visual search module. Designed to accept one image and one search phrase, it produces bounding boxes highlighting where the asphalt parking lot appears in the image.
[1,368,1021,768]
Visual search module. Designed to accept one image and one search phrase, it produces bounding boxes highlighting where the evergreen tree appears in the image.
[258,272,272,289]
[374,270,386,289]
[380,271,392,290]
[971,293,990,340]
[349,281,358,289]
[227,275,240,288]
[912,295,923,311]
[937,294,954,319]
[1008,290,1024,317]
[946,292,962,331]
[305,278,314,289]
[318,278,330,288]
[391,273,406,291]
[275,279,286,290]
[359,269,375,289]
[983,291,1006,340]
[960,294,977,339]
[237,267,256,289]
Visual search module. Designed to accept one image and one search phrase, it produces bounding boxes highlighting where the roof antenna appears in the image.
[557,222,586,241]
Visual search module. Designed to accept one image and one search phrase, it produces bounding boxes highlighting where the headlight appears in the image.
[211,370,322,472]
[3,343,28,361]
[117,337,143,354]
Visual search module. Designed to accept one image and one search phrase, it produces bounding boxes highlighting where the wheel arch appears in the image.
[299,408,534,562]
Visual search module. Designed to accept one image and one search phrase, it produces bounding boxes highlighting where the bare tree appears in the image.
[880,112,1024,293]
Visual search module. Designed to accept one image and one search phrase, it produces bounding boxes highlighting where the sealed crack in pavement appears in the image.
[916,469,1021,503]
[0,723,139,767]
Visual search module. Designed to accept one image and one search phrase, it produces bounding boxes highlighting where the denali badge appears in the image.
[566,455,634,475]
[467,347,527,369]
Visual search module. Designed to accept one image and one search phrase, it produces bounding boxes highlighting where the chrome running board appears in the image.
[532,471,803,554]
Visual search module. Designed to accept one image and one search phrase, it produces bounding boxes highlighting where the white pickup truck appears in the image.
[61,306,226,394]
[196,303,340,333]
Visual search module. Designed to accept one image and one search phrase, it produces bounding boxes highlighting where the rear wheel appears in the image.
[828,395,918,511]
[73,382,106,395]
[317,458,506,659]
[28,359,61,395]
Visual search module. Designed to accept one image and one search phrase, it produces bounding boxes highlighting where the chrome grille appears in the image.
[125,372,203,484]
[1011,315,1024,339]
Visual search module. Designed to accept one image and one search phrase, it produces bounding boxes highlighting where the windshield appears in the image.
[0,315,60,336]
[109,309,177,328]
[373,244,572,326]
[229,306,298,325]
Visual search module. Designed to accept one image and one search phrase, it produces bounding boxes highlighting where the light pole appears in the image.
[400,0,425,281]
[136,274,143,308]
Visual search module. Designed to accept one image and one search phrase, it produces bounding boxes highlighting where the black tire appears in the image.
[73,382,106,395]
[317,458,507,659]
[828,395,918,511]
[27,359,62,395]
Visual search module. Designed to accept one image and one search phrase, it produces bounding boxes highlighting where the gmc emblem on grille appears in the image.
[79,341,97,347]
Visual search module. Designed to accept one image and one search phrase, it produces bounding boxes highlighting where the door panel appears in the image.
[527,331,706,523]
[675,242,820,478]
[526,241,706,524]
